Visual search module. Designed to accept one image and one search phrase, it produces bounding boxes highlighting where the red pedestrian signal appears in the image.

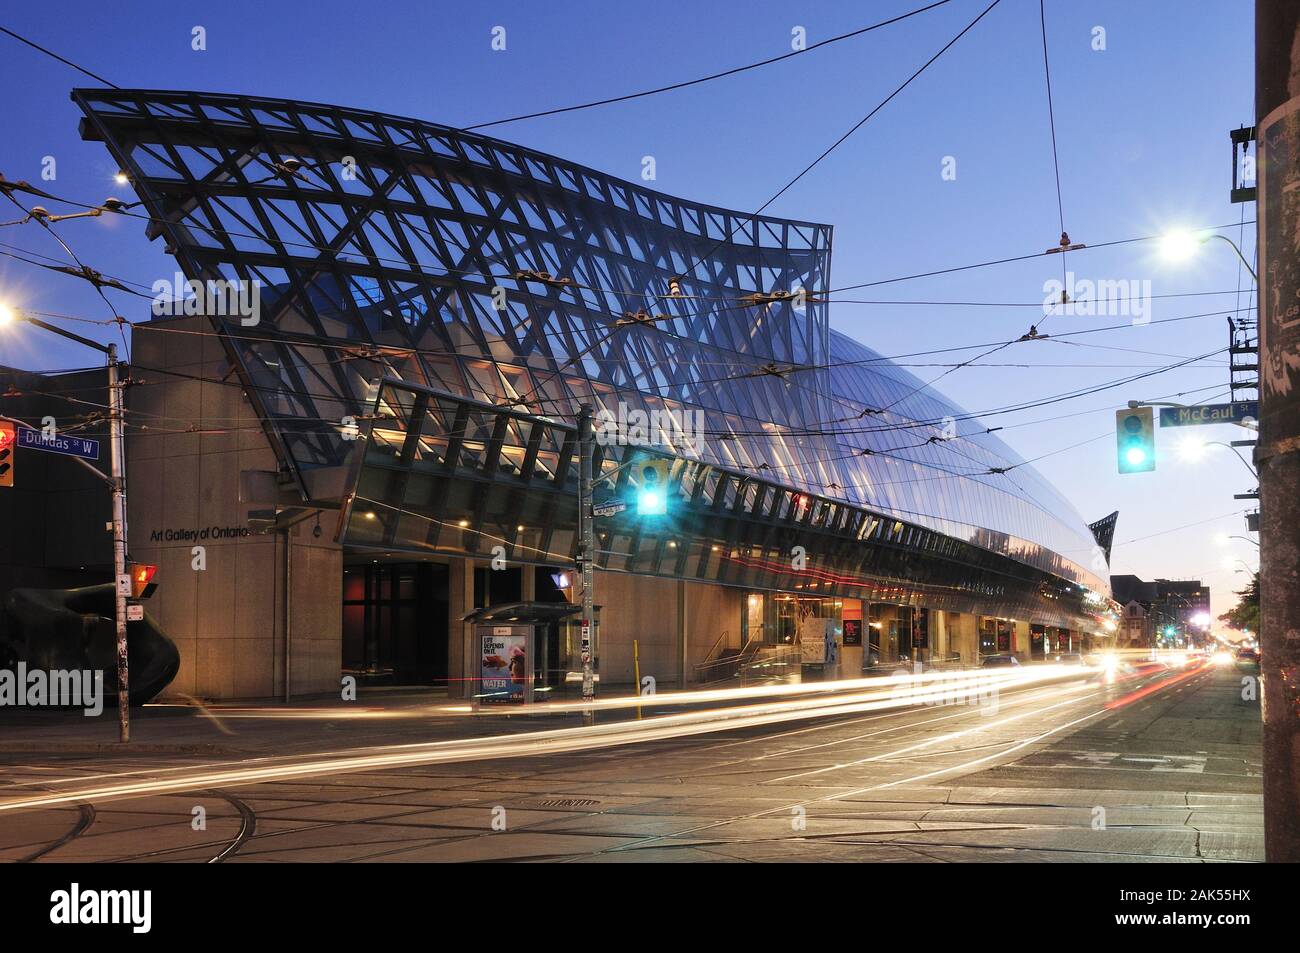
[129,563,158,599]
[0,421,13,488]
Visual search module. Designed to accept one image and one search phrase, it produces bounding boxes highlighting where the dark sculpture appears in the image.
[0,585,180,706]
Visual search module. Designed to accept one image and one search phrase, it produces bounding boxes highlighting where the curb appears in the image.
[0,742,245,756]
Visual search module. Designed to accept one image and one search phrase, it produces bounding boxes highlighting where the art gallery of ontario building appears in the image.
[63,88,1117,701]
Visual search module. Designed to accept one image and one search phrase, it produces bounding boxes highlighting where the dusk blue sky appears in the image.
[0,1,1258,617]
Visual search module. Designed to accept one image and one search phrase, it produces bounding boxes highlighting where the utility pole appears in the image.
[107,343,130,742]
[7,314,133,741]
[1255,0,1300,862]
[577,405,596,724]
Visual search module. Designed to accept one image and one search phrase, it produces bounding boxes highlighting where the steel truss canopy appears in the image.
[344,381,1107,629]
[74,88,1110,624]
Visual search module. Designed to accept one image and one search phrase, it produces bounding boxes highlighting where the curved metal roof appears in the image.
[74,88,1107,595]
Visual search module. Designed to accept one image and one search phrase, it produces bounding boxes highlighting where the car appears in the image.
[1235,647,1260,663]
[981,654,1020,668]
[1049,652,1087,666]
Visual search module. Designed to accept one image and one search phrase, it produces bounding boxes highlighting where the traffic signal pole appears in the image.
[1256,0,1300,862]
[108,343,131,742]
[577,405,596,724]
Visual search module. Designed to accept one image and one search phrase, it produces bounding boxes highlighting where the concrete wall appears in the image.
[946,612,980,666]
[128,317,342,701]
[592,573,740,688]
[444,568,743,697]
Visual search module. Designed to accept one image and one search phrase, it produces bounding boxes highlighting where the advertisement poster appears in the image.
[843,619,862,646]
[481,630,528,704]
[799,616,827,663]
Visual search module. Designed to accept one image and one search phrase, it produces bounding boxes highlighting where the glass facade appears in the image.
[76,89,1111,633]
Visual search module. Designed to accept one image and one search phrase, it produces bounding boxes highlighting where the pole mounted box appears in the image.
[1116,407,1156,473]
[0,421,13,487]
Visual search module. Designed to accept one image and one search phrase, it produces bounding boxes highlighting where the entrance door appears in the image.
[342,562,450,685]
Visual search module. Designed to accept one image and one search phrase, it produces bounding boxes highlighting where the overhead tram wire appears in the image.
[11,309,1231,450]
[0,189,132,358]
[462,0,958,130]
[1036,0,1071,325]
[114,343,1228,474]
[823,223,1255,294]
[2,176,1257,319]
[674,0,1006,283]
[12,291,1236,440]
[18,290,1244,402]
[0,26,119,88]
[30,338,1216,478]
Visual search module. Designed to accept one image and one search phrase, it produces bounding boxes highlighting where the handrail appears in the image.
[701,629,730,665]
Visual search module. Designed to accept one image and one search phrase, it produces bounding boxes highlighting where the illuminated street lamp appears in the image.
[1176,436,1258,478]
[1216,532,1260,548]
[1159,229,1257,282]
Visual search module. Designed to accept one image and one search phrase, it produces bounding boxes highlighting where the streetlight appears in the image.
[0,303,133,742]
[1176,436,1258,478]
[1216,532,1261,548]
[1159,228,1257,282]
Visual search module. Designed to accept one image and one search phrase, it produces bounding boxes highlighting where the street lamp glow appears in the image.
[1159,229,1203,261]
[1192,612,1211,628]
[1177,436,1207,461]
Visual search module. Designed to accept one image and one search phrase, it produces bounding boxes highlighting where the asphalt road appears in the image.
[0,659,1262,863]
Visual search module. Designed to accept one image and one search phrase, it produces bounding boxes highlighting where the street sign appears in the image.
[17,426,100,460]
[1157,402,1259,427]
[126,604,144,622]
[592,500,626,518]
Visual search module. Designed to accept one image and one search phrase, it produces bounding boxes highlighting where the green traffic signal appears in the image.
[636,486,667,515]
[635,459,671,516]
[1115,407,1155,473]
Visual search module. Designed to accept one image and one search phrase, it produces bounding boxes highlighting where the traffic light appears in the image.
[128,563,158,599]
[1115,407,1155,473]
[0,421,12,488]
[635,459,671,516]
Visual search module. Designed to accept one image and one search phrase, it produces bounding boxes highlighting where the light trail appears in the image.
[0,668,1101,813]
[169,663,1104,720]
[763,682,1098,782]
[588,663,1201,856]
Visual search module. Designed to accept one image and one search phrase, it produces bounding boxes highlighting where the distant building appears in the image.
[0,366,111,596]
[1110,574,1210,648]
